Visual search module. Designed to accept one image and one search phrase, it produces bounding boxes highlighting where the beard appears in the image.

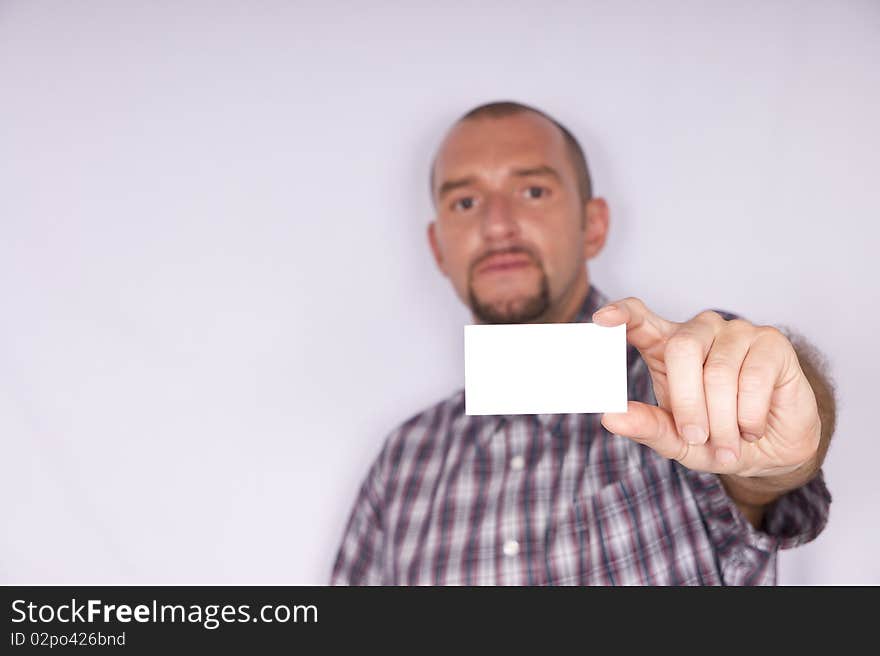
[467,249,551,324]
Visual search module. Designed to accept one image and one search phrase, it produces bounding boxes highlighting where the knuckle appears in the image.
[623,296,646,313]
[727,318,753,333]
[703,360,736,386]
[652,411,666,443]
[738,368,769,395]
[757,325,786,343]
[666,334,703,359]
[695,309,722,325]
[672,397,703,415]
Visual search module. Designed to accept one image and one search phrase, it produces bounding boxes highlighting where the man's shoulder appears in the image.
[706,308,743,322]
[374,388,467,468]
[393,386,463,429]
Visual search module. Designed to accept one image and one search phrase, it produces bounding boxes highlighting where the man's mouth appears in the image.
[475,252,534,275]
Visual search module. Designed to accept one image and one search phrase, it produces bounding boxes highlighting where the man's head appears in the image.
[428,101,609,324]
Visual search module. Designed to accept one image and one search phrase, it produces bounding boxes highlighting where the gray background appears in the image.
[1,0,877,584]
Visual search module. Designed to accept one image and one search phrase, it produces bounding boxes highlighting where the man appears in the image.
[331,101,835,585]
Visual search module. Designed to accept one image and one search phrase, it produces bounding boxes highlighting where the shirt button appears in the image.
[510,455,525,471]
[502,540,520,557]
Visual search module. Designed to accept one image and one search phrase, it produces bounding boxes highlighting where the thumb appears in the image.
[601,401,713,471]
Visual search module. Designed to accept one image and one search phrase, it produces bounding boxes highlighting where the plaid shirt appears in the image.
[331,285,831,585]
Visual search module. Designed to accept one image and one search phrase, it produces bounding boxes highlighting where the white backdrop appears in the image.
[1,0,877,585]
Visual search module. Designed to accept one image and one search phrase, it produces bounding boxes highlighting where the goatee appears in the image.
[468,274,551,324]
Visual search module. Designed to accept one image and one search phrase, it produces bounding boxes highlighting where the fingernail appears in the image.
[716,448,738,465]
[592,305,617,319]
[741,432,761,442]
[681,424,708,445]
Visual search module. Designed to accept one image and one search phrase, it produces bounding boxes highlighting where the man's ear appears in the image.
[582,197,609,259]
[427,221,448,276]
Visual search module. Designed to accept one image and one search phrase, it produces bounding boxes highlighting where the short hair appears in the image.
[431,100,593,203]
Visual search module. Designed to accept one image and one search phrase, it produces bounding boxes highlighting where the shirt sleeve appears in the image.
[330,446,388,586]
[762,469,832,545]
[684,467,832,585]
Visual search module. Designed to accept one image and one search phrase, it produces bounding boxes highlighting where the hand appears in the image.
[592,297,821,478]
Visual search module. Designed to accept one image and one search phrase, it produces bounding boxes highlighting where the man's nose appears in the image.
[480,193,519,241]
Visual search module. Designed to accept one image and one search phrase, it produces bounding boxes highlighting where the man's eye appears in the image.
[453,197,475,211]
[524,186,547,199]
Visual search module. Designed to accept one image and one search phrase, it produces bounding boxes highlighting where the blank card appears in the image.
[464,323,628,416]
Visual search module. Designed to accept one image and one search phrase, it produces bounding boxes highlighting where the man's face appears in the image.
[429,112,593,324]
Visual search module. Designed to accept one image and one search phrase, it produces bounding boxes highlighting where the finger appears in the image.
[601,401,716,472]
[592,297,677,362]
[663,314,719,445]
[703,319,754,464]
[736,327,788,443]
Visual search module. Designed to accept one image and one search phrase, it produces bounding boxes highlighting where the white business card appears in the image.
[464,322,627,416]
